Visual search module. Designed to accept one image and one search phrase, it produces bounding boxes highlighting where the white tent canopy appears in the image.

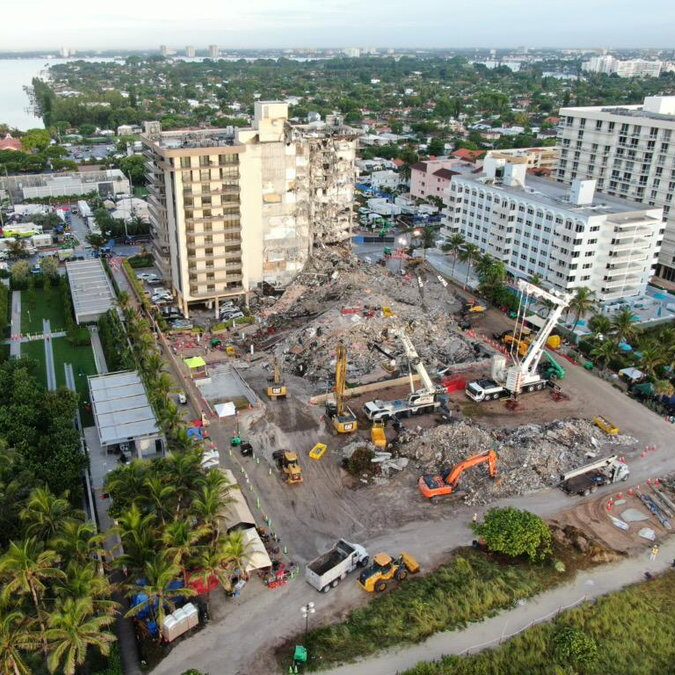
[242,528,273,572]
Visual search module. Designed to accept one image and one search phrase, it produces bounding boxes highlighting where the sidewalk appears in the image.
[10,290,21,357]
[323,537,675,675]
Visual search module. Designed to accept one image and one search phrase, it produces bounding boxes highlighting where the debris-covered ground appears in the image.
[253,247,483,384]
[392,418,638,506]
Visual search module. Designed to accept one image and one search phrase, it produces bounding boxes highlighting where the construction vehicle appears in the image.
[305,539,369,592]
[540,352,566,380]
[358,552,420,592]
[325,344,358,433]
[560,455,629,496]
[272,450,303,485]
[466,280,571,402]
[419,450,498,500]
[593,416,620,436]
[266,359,287,400]
[370,421,387,449]
[363,329,446,422]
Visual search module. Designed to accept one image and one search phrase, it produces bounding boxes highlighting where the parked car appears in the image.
[220,310,245,322]
[169,319,194,330]
[146,275,162,284]
[137,272,152,281]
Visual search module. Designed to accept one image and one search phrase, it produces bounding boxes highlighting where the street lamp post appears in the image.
[301,601,315,639]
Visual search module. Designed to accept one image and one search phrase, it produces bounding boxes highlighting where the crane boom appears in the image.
[335,343,347,417]
[393,330,436,393]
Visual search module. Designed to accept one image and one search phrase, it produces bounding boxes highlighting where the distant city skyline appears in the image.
[4,0,675,51]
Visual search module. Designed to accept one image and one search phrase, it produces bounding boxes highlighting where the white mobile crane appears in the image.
[466,280,571,402]
[364,329,446,422]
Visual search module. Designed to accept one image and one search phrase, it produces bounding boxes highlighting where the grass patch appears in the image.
[404,570,675,675]
[20,287,67,334]
[51,337,98,426]
[293,549,575,671]
[20,339,48,386]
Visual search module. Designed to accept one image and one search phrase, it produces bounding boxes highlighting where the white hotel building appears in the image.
[441,157,664,303]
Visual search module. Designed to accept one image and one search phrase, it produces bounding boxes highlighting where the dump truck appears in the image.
[272,450,303,484]
[560,455,629,496]
[358,552,420,593]
[305,539,369,592]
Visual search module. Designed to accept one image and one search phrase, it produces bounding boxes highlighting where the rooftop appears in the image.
[88,371,160,447]
[145,128,237,150]
[65,259,116,323]
[456,173,662,218]
[562,96,675,122]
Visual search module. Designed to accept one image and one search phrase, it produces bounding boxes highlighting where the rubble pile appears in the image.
[397,419,637,505]
[260,247,480,382]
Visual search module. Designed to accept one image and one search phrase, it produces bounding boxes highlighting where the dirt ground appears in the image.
[552,488,674,555]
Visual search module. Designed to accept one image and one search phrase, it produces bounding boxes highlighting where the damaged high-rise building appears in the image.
[142,102,358,316]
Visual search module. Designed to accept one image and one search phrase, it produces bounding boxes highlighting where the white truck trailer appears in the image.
[560,455,629,496]
[305,539,369,593]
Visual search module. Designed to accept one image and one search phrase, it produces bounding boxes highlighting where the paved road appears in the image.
[10,290,21,357]
[43,319,57,390]
[322,537,675,675]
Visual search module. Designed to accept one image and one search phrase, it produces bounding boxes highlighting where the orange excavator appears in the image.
[418,450,498,500]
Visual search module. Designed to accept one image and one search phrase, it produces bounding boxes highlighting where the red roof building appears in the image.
[451,148,485,163]
[0,134,22,152]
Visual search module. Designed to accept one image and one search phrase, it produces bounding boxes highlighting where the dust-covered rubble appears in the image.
[395,418,638,505]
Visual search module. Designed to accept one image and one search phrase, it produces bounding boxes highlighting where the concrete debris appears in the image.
[396,418,636,506]
[253,247,483,383]
[638,527,657,541]
[620,508,650,523]
[371,452,393,463]
[608,515,629,531]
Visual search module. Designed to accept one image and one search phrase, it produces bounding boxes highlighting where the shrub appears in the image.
[127,253,154,268]
[473,507,552,562]
[553,627,598,667]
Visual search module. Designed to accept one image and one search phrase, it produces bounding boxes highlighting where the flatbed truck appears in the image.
[305,539,369,592]
[560,455,629,496]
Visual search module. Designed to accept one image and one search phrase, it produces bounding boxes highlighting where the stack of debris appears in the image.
[258,248,481,383]
[396,418,637,505]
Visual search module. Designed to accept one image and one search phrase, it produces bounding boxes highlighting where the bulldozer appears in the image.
[358,552,420,592]
[419,450,497,500]
[272,450,303,485]
[266,359,287,400]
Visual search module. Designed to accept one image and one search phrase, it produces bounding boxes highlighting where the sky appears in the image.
[4,0,675,51]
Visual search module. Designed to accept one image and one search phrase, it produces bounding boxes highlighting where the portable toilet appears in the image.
[161,615,178,642]
[183,603,199,629]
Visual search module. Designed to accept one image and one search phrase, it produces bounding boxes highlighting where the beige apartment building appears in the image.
[142,103,358,316]
[556,96,675,283]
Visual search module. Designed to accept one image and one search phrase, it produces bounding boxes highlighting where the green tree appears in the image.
[0,610,39,675]
[124,552,196,626]
[473,508,552,562]
[40,256,60,282]
[427,138,445,156]
[118,154,147,186]
[588,313,612,337]
[45,597,116,675]
[21,129,52,153]
[611,307,639,344]
[567,287,597,329]
[0,538,66,652]
[441,233,465,277]
[10,260,31,287]
[553,627,598,668]
[459,243,481,288]
[162,520,209,580]
[20,488,79,541]
[591,340,621,370]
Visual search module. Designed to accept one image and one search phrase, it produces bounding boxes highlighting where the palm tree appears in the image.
[529,273,543,287]
[0,539,66,653]
[158,401,184,438]
[0,610,40,675]
[459,243,481,288]
[567,287,597,329]
[45,597,116,675]
[588,313,612,338]
[117,290,132,312]
[442,233,465,278]
[164,451,204,516]
[20,488,80,541]
[653,379,675,397]
[194,546,234,610]
[50,520,105,565]
[55,562,119,617]
[611,307,639,344]
[114,504,157,575]
[637,342,666,379]
[124,552,196,627]
[141,476,176,526]
[162,521,210,581]
[219,531,252,580]
[105,461,149,517]
[591,340,621,369]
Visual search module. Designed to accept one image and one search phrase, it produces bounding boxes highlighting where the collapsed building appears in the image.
[142,104,359,317]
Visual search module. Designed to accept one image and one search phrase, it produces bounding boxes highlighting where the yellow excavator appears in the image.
[266,359,287,400]
[325,343,358,433]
